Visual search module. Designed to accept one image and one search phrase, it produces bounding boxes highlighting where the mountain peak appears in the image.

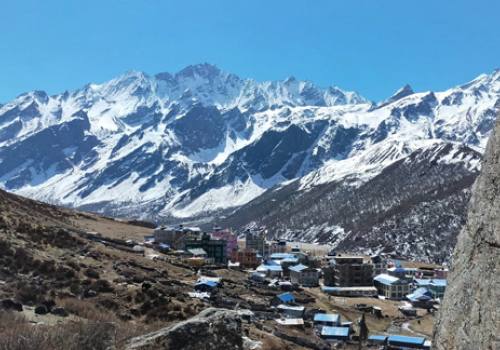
[176,63,223,80]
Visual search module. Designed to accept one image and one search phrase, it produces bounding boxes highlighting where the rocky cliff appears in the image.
[433,115,500,349]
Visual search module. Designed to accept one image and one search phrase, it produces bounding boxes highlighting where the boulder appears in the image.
[1,299,22,311]
[34,304,49,315]
[433,114,500,349]
[51,306,68,317]
[126,308,244,350]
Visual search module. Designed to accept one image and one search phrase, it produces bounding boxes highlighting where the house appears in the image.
[322,266,335,286]
[256,263,283,278]
[232,249,261,268]
[374,273,411,299]
[321,286,378,297]
[275,318,304,327]
[387,335,427,349]
[154,225,201,249]
[194,280,219,293]
[414,279,447,299]
[289,264,319,287]
[271,292,295,306]
[185,233,227,264]
[313,313,340,327]
[331,256,374,286]
[249,272,267,283]
[320,326,350,341]
[211,228,238,258]
[277,304,305,318]
[245,229,265,255]
[371,255,387,276]
[269,240,287,254]
[368,335,388,346]
[406,287,434,308]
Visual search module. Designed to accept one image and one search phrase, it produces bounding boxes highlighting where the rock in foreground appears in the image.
[433,115,500,349]
[126,308,244,350]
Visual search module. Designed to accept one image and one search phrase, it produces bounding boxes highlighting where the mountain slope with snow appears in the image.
[0,65,499,260]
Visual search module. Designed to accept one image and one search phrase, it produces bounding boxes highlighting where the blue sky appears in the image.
[1,0,499,102]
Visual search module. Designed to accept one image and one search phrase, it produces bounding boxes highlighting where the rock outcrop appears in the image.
[126,308,244,350]
[433,115,500,349]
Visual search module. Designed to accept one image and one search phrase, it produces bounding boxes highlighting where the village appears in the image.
[127,224,449,350]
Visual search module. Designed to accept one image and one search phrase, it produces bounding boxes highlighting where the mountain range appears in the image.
[1,63,499,261]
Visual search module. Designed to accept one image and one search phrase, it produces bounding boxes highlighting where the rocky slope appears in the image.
[433,114,499,349]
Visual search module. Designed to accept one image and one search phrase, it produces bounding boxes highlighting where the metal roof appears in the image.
[195,280,218,288]
[368,335,387,342]
[269,253,296,259]
[277,304,305,311]
[275,318,304,325]
[321,326,349,337]
[188,248,207,256]
[314,313,340,323]
[289,264,308,272]
[374,273,400,285]
[388,335,426,345]
[415,278,447,287]
[257,264,283,272]
[407,287,433,301]
[276,292,295,303]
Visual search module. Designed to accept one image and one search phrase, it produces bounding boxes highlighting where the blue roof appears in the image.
[368,335,387,342]
[388,335,425,345]
[415,279,447,287]
[195,280,218,288]
[276,292,295,303]
[289,264,308,272]
[407,287,433,301]
[321,326,349,337]
[257,264,283,272]
[270,253,296,260]
[314,313,340,323]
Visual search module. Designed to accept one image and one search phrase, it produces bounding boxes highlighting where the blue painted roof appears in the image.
[321,326,349,337]
[257,264,283,272]
[314,313,340,323]
[407,287,433,301]
[195,280,218,288]
[368,335,387,342]
[277,292,295,303]
[415,279,447,287]
[388,335,425,345]
[270,253,296,260]
[289,264,308,272]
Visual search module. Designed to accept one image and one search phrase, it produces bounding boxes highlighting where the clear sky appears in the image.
[1,0,499,103]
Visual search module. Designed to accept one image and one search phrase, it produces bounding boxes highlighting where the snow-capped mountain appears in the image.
[0,64,499,259]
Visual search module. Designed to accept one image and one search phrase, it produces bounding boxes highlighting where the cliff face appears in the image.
[433,115,500,349]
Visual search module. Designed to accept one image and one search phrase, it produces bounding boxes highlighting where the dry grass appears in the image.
[0,300,164,350]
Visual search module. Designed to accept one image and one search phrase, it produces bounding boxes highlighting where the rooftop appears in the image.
[374,273,401,285]
[288,264,309,272]
[314,313,340,323]
[388,334,426,345]
[321,326,349,337]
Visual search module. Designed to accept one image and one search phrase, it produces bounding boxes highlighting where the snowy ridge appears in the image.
[0,64,498,224]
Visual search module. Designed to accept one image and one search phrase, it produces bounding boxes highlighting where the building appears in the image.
[289,264,319,287]
[368,335,429,349]
[331,256,374,286]
[313,313,340,327]
[231,249,260,268]
[153,225,201,249]
[321,286,378,297]
[371,255,387,276]
[245,229,265,255]
[322,266,336,287]
[256,263,283,278]
[320,326,350,341]
[185,233,227,264]
[269,240,287,254]
[211,227,238,258]
[406,287,434,308]
[373,273,411,299]
[277,304,304,318]
[271,292,295,306]
[414,279,447,299]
